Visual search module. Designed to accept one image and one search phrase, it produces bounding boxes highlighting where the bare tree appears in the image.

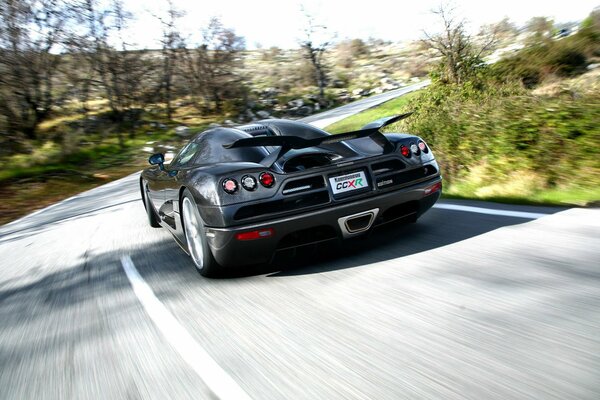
[486,17,518,42]
[154,0,185,120]
[0,0,74,139]
[423,3,497,84]
[183,17,245,113]
[299,8,331,102]
[526,16,554,44]
[83,0,152,124]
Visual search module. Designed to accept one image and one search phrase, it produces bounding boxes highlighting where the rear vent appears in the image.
[276,225,337,250]
[375,165,438,189]
[234,191,330,220]
[378,201,419,225]
[282,176,325,195]
[371,159,406,175]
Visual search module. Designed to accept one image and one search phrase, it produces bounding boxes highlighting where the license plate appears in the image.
[329,171,368,195]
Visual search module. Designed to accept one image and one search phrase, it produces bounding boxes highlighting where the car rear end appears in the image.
[202,135,441,267]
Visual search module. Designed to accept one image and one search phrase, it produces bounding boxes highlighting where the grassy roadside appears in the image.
[325,92,418,134]
[0,160,147,226]
[0,121,213,226]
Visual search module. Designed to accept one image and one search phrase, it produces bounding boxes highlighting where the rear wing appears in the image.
[223,112,412,168]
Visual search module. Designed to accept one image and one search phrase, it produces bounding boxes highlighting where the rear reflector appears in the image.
[235,228,274,241]
[423,182,442,196]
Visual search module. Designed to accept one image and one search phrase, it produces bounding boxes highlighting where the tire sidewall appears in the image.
[182,190,218,276]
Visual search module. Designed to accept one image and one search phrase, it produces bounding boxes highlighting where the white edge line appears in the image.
[120,255,253,400]
[433,203,548,219]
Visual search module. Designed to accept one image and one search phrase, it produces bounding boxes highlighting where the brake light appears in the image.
[222,178,238,194]
[400,145,410,157]
[259,172,275,188]
[235,228,274,241]
[418,141,428,153]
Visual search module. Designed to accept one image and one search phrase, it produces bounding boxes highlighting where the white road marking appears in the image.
[120,255,253,400]
[433,203,549,219]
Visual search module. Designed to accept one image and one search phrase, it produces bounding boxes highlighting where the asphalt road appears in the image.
[1,96,599,400]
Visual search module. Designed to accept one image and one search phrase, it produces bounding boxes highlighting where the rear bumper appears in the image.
[205,177,441,267]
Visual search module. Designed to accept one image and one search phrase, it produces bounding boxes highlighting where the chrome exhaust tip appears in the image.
[338,208,379,238]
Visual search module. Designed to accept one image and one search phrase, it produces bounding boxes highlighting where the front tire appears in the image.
[181,190,219,277]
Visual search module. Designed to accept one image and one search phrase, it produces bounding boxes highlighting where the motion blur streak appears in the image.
[121,255,253,400]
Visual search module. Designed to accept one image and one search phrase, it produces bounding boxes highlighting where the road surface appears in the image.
[1,94,599,400]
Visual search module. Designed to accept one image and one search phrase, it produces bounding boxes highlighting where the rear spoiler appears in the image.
[223,112,412,168]
[360,112,413,130]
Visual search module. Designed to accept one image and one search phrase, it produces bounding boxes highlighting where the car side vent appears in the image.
[282,176,325,195]
[371,159,406,175]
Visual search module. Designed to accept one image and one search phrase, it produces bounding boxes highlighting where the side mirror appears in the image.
[149,153,165,170]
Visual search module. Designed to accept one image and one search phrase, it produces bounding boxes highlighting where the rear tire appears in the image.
[181,190,220,277]
[141,180,161,228]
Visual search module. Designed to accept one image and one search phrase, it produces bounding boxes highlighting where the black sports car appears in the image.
[140,114,441,276]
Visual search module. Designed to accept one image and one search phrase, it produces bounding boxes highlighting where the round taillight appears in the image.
[241,175,257,191]
[222,178,238,194]
[400,145,411,157]
[418,141,428,152]
[259,172,275,188]
[410,143,419,155]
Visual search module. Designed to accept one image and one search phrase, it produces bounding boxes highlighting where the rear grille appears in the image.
[276,225,337,250]
[375,164,438,189]
[371,159,406,175]
[282,176,325,195]
[377,201,419,225]
[234,190,330,220]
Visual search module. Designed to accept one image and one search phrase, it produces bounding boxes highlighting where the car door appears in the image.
[161,141,202,229]
[144,167,167,213]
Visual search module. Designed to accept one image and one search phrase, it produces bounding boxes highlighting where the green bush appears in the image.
[387,80,600,192]
[493,20,598,87]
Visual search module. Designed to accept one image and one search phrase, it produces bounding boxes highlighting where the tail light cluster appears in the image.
[399,140,429,158]
[222,172,275,194]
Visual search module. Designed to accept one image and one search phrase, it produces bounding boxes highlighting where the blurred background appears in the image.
[0,0,598,224]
